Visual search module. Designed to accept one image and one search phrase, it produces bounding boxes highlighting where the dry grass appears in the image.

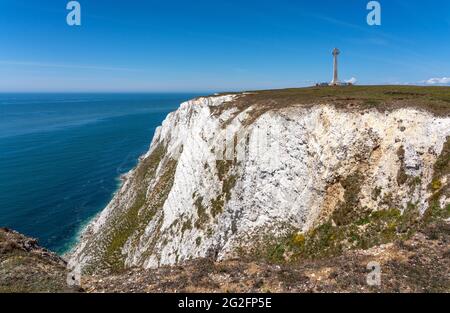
[208,85,450,126]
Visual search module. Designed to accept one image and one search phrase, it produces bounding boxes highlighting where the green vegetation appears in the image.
[331,173,366,226]
[256,204,424,264]
[93,144,178,272]
[103,192,147,271]
[408,176,422,191]
[0,229,76,293]
[192,160,238,227]
[135,144,167,183]
[396,146,423,192]
[423,137,450,223]
[396,146,409,186]
[211,85,450,126]
[181,218,193,234]
[371,186,382,200]
[247,139,449,264]
[216,160,234,181]
[432,137,450,178]
[194,196,209,229]
[363,99,381,107]
[223,174,237,201]
[0,254,70,293]
[210,196,225,218]
[212,160,238,218]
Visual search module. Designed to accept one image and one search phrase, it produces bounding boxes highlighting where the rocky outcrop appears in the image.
[69,87,450,274]
[0,228,78,292]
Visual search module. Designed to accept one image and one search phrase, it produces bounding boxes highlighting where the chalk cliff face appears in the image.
[69,89,450,273]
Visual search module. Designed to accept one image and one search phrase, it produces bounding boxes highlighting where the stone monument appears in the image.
[330,48,340,85]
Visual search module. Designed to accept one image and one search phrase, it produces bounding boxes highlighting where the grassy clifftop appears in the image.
[213,86,450,125]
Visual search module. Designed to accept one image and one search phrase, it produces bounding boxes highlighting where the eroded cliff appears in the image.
[69,86,450,274]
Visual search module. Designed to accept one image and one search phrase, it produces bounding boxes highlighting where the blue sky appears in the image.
[0,0,449,92]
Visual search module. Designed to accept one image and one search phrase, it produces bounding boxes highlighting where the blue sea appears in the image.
[0,93,200,254]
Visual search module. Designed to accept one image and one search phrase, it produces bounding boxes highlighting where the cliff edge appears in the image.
[69,86,450,276]
[0,228,78,292]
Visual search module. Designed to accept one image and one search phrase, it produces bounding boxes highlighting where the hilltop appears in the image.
[213,85,450,123]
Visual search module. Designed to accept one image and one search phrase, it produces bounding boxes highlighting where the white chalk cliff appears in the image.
[69,90,450,273]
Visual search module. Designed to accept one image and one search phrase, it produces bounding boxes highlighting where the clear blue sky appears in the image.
[1,0,449,92]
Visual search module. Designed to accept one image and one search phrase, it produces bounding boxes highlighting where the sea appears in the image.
[0,93,200,254]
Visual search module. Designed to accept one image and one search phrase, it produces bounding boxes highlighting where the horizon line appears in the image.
[0,84,448,94]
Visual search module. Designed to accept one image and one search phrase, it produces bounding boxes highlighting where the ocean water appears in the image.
[0,93,200,254]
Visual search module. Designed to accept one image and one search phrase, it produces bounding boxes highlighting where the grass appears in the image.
[210,196,225,218]
[396,146,410,186]
[194,196,209,229]
[246,143,448,264]
[261,139,448,263]
[210,85,450,126]
[371,186,382,200]
[256,204,424,264]
[423,136,450,223]
[0,230,75,293]
[216,160,234,181]
[396,145,425,191]
[430,136,450,182]
[90,144,178,272]
[193,161,238,226]
[103,192,146,271]
[181,219,193,234]
[331,173,365,226]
